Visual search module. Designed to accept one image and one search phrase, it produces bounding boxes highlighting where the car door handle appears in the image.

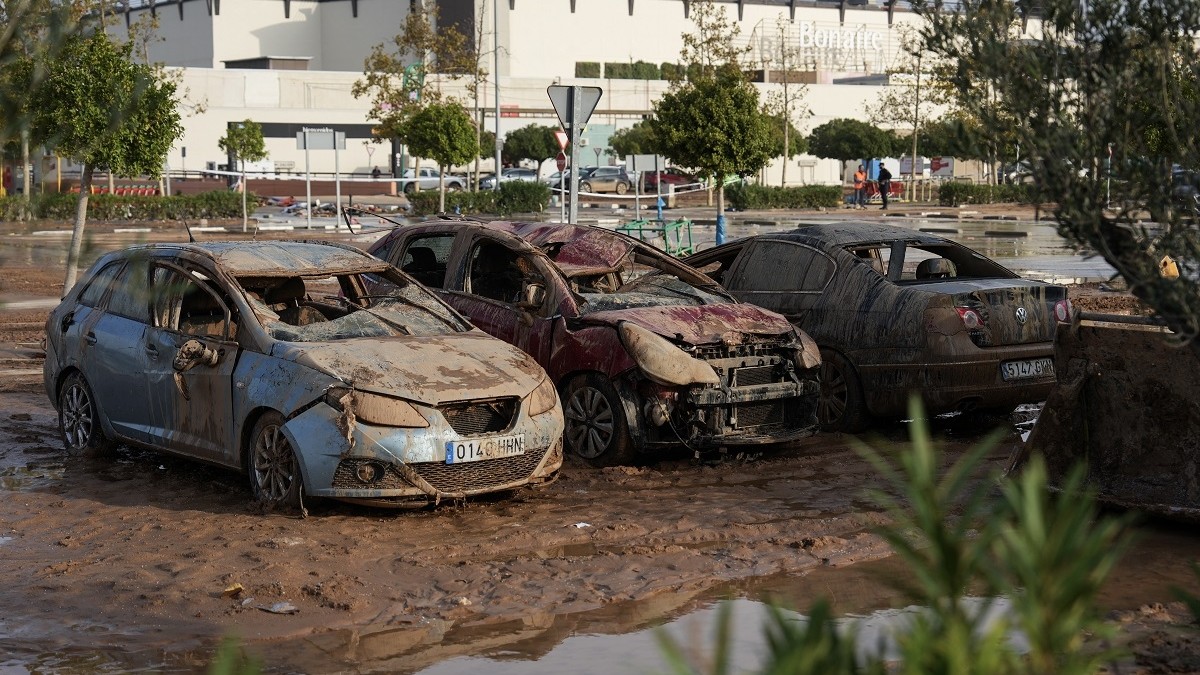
[144,344,158,360]
[85,332,97,345]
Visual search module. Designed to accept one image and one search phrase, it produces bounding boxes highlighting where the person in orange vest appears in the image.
[853,165,867,209]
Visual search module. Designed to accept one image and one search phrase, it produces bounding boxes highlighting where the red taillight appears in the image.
[954,306,982,329]
[1053,299,1072,322]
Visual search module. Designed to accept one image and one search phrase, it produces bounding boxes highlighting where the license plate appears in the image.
[1000,357,1055,381]
[445,434,526,464]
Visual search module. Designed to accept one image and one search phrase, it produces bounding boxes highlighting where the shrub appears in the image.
[408,182,548,217]
[630,60,660,80]
[0,191,244,220]
[725,183,842,210]
[604,62,632,79]
[575,62,601,78]
[938,182,1032,206]
[660,62,683,81]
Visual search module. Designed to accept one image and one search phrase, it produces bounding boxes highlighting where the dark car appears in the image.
[479,167,540,190]
[546,166,597,191]
[685,223,1072,432]
[368,220,822,465]
[580,166,633,194]
[43,241,563,507]
[644,167,697,191]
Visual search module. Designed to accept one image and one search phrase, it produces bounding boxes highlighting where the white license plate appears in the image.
[445,434,526,464]
[1000,357,1055,381]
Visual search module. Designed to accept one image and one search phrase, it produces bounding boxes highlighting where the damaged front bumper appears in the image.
[280,400,564,506]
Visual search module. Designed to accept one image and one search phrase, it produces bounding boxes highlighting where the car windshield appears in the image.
[239,269,470,343]
[846,241,1016,281]
[566,250,730,313]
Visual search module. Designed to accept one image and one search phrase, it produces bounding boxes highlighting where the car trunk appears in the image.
[915,279,1067,347]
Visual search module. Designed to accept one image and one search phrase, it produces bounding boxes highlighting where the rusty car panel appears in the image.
[43,241,564,508]
[367,219,822,465]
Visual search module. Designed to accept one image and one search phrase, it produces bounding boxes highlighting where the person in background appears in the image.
[877,164,893,210]
[853,165,868,209]
[371,166,382,179]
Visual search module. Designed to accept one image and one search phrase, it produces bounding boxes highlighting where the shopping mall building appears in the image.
[104,0,956,185]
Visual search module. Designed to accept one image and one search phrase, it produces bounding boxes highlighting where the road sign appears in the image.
[554,130,568,150]
[547,85,602,131]
[556,152,566,171]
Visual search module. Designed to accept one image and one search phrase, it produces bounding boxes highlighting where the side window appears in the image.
[690,247,742,287]
[105,258,152,323]
[152,265,232,339]
[467,242,542,305]
[398,234,455,288]
[732,242,835,315]
[77,262,124,308]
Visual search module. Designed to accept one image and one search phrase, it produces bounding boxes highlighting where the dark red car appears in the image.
[367,219,822,465]
[643,167,697,192]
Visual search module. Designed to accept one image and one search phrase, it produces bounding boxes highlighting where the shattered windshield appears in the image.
[238,270,470,343]
[570,250,730,314]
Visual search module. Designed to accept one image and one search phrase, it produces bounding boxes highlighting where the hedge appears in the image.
[0,191,245,221]
[575,61,601,78]
[937,182,1032,207]
[408,181,550,217]
[725,184,843,210]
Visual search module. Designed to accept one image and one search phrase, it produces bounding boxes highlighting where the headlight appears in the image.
[793,330,822,370]
[525,376,559,416]
[323,387,428,428]
[618,321,720,387]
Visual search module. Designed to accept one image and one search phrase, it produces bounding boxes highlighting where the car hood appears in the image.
[579,304,793,345]
[272,331,546,405]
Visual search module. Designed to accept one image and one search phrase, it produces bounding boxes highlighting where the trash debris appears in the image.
[222,583,244,599]
[574,522,591,529]
[257,602,299,615]
[456,597,472,606]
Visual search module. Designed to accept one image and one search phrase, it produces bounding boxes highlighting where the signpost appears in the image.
[547,85,602,224]
[297,127,346,229]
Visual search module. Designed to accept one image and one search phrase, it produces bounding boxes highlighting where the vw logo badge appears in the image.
[1015,307,1028,325]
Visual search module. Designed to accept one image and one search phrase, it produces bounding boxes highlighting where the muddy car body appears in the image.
[368,219,821,465]
[43,241,563,507]
[686,223,1071,431]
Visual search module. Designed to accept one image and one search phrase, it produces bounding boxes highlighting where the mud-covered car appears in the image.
[43,241,563,507]
[686,223,1072,432]
[367,219,822,465]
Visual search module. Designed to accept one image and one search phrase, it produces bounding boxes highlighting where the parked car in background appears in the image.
[643,167,697,191]
[398,167,466,194]
[580,166,633,194]
[368,220,822,466]
[479,167,539,190]
[545,166,597,191]
[685,222,1072,432]
[1172,168,1200,216]
[44,241,563,508]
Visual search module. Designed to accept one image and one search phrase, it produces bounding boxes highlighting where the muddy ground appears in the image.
[1,222,1196,673]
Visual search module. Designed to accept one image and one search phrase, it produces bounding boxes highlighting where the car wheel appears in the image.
[58,372,115,457]
[247,411,303,508]
[580,181,593,193]
[615,181,629,195]
[403,183,416,195]
[448,183,463,192]
[563,374,636,466]
[818,349,869,433]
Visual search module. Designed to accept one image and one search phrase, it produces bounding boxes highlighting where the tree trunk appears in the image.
[64,164,94,295]
[20,131,30,221]
[241,159,248,232]
[781,117,789,187]
[413,157,423,193]
[715,175,727,246]
[438,166,446,213]
[474,100,483,191]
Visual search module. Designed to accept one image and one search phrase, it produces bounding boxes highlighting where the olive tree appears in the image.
[502,124,557,167]
[649,0,773,244]
[914,0,1200,340]
[218,119,268,232]
[404,100,479,212]
[31,30,182,292]
[609,120,658,158]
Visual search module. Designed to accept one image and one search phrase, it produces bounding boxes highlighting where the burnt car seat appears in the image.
[916,257,957,280]
[179,287,231,338]
[265,277,327,326]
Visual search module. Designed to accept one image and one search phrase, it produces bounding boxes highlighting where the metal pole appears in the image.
[568,86,581,224]
[492,0,501,191]
[304,128,312,229]
[334,133,342,230]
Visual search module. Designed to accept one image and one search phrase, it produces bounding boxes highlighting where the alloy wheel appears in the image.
[565,385,615,459]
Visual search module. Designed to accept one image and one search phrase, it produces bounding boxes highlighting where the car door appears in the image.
[70,258,157,443]
[724,240,836,325]
[142,260,240,463]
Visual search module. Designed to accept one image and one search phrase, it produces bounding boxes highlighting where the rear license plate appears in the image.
[1000,358,1055,381]
[445,434,526,464]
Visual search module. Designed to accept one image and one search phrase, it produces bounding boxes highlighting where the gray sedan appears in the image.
[44,241,563,508]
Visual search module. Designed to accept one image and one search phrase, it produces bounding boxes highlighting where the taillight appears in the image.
[1053,299,1072,322]
[954,307,983,329]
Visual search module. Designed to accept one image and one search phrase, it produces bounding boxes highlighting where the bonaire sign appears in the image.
[796,21,885,52]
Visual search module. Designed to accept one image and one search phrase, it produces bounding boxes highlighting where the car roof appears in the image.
[765,222,955,249]
[119,240,387,276]
[413,220,642,274]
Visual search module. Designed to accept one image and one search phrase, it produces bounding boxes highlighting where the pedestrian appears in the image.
[371,165,382,179]
[853,165,868,209]
[877,164,892,210]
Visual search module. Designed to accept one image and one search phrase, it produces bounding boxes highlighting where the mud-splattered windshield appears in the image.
[238,270,470,343]
[569,250,731,314]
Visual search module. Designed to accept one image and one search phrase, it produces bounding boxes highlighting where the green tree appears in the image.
[502,123,557,166]
[650,0,772,243]
[763,113,808,163]
[914,0,1200,341]
[761,16,811,186]
[218,119,268,232]
[32,30,182,292]
[808,118,895,163]
[609,120,658,158]
[404,100,478,212]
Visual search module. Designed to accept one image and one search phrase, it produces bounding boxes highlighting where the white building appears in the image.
[105,0,957,185]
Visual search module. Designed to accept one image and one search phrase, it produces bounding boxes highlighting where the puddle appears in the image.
[0,461,65,491]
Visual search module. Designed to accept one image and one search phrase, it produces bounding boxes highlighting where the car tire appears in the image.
[403,183,416,195]
[448,183,463,192]
[615,181,629,195]
[58,372,116,458]
[563,373,636,466]
[247,411,304,508]
[818,349,869,433]
[580,181,593,193]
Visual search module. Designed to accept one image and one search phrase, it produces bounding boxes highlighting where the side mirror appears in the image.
[516,281,546,311]
[172,338,221,400]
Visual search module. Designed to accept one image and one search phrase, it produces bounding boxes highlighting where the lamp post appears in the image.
[492,0,501,191]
